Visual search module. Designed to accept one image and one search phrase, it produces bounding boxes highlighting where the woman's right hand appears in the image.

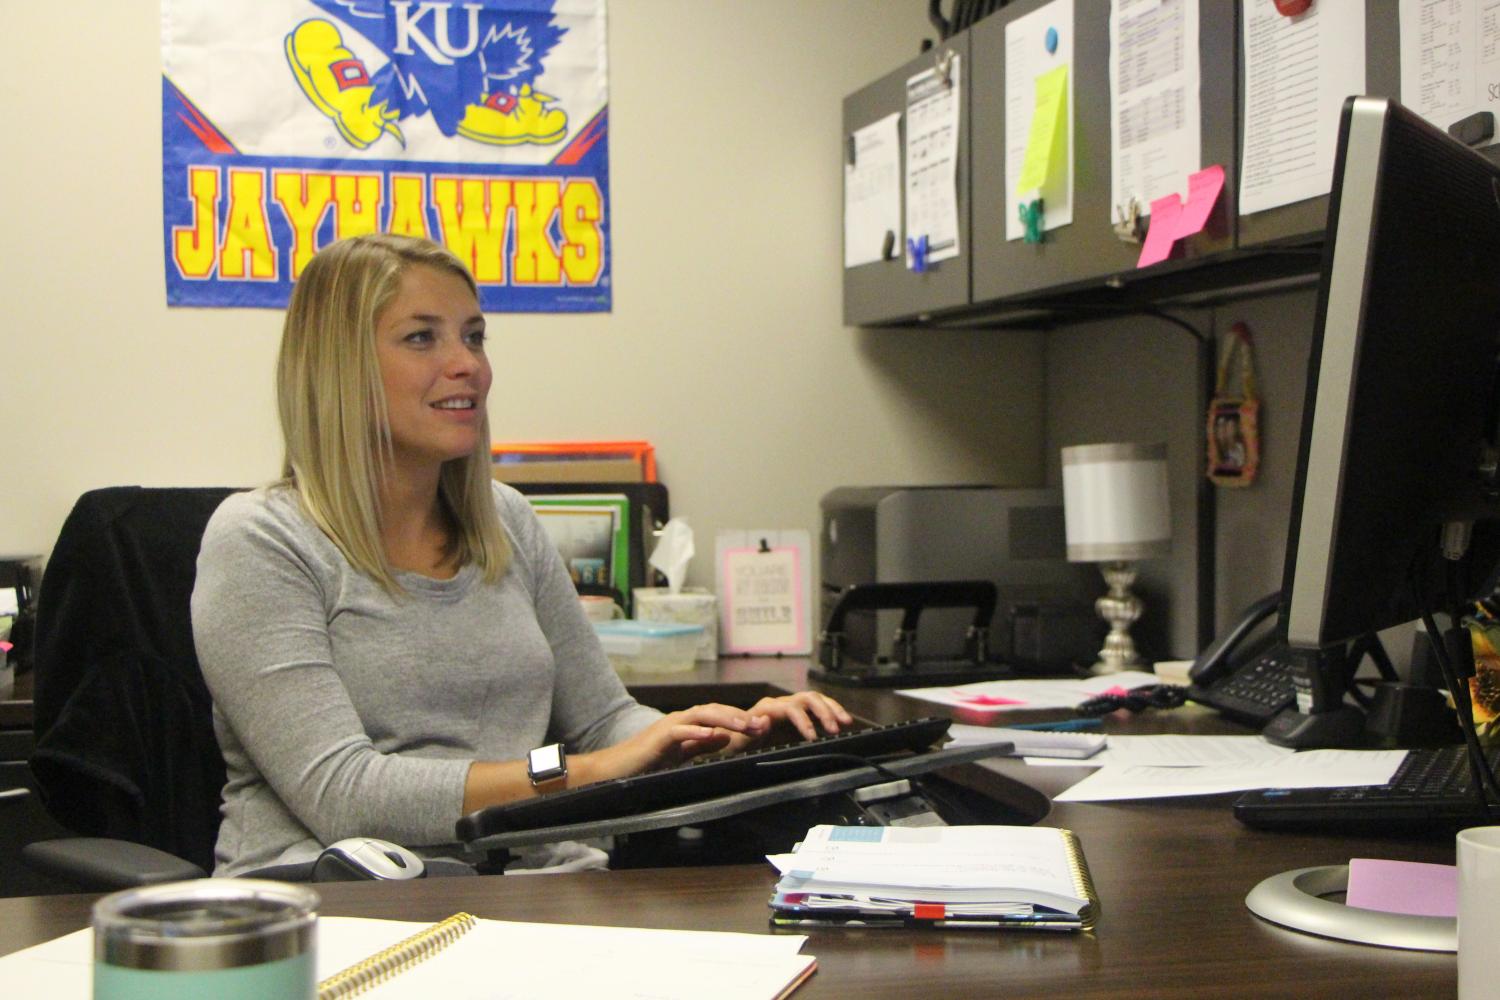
[578,704,771,783]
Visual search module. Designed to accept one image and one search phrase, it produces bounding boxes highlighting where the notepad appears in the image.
[768,825,1099,931]
[0,914,818,1000]
[946,723,1107,760]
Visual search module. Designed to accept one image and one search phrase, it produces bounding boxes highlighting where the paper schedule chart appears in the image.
[1109,0,1203,227]
[1238,0,1366,215]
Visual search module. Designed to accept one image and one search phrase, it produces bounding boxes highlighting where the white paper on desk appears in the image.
[1238,0,1365,215]
[1021,734,1294,768]
[844,112,902,268]
[1399,0,1500,148]
[904,56,962,265]
[899,670,1161,713]
[0,926,91,997]
[0,918,815,1000]
[1053,748,1407,802]
[1006,0,1075,239]
[1110,0,1202,222]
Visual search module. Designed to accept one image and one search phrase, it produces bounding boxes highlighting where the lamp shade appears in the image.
[1060,442,1172,562]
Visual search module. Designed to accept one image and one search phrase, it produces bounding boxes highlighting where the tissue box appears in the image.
[593,621,705,674]
[632,587,718,661]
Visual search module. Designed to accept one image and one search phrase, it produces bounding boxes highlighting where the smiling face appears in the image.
[374,264,491,478]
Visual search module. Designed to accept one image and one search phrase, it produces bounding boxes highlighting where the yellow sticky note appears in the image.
[1015,64,1069,197]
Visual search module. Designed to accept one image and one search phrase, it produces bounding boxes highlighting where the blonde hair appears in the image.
[276,233,510,591]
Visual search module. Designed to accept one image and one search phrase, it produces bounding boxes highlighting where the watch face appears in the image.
[529,743,564,777]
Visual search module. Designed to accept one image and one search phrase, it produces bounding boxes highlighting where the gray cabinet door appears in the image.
[842,35,971,327]
[970,0,1238,306]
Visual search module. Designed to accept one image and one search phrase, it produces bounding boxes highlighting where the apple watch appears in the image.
[526,742,568,792]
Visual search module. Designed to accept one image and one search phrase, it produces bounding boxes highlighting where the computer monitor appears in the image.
[1276,96,1500,742]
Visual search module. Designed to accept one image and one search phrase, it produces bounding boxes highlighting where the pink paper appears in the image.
[1136,193,1183,267]
[1176,164,1226,238]
[1135,164,1226,268]
[957,694,1027,707]
[1345,858,1457,918]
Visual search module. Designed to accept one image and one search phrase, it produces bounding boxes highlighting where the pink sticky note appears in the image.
[1176,164,1226,238]
[1135,164,1227,268]
[1346,858,1457,917]
[1136,193,1184,267]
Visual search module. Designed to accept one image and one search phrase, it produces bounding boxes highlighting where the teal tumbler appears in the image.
[92,879,319,999]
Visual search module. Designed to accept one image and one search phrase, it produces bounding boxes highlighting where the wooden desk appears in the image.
[0,662,1461,997]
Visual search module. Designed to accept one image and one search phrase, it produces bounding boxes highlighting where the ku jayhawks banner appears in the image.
[162,0,610,312]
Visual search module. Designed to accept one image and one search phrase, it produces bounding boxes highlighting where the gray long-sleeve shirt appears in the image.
[191,481,661,875]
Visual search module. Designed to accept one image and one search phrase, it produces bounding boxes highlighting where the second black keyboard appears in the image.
[1234,744,1500,832]
[456,717,953,841]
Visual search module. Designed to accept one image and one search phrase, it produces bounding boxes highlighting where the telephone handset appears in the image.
[1187,591,1297,726]
[1189,591,1282,687]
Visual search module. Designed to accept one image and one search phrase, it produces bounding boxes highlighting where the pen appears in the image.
[1008,719,1103,732]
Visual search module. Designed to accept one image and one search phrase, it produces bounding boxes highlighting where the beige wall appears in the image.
[0,2,1049,588]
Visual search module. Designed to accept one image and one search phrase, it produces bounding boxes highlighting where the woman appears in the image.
[192,233,849,876]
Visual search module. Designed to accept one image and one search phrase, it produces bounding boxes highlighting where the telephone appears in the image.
[1187,591,1298,726]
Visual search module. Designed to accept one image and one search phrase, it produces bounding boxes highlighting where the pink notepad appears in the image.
[1345,858,1457,918]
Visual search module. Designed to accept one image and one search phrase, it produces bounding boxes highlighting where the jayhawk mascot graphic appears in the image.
[285,0,569,150]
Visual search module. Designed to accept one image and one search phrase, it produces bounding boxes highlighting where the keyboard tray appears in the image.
[456,717,953,842]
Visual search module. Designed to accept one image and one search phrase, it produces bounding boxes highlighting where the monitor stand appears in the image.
[1261,643,1364,748]
[1245,865,1454,952]
[1261,704,1365,748]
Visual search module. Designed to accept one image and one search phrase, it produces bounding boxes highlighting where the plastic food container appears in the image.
[592,620,705,674]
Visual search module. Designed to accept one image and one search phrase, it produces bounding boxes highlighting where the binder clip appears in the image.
[1113,198,1145,243]
[1018,198,1045,244]
[934,48,955,87]
[907,234,930,272]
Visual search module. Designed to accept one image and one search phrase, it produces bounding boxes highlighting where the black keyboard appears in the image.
[456,717,952,842]
[1192,647,1297,725]
[1233,745,1500,832]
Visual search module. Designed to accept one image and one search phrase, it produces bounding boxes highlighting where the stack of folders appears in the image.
[768,825,1098,931]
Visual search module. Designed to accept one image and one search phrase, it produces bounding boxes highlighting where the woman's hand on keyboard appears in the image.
[742,691,854,744]
[586,703,772,777]
[585,693,854,779]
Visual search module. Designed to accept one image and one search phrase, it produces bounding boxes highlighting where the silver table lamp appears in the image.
[1061,442,1172,674]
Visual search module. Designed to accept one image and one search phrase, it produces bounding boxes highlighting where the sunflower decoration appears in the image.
[1463,604,1500,745]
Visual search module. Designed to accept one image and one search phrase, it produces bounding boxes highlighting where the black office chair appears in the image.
[22,486,464,889]
[26,486,237,888]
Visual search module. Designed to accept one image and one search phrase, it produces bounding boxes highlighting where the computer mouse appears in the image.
[313,837,427,882]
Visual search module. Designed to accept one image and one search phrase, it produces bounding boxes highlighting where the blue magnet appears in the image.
[907,234,930,273]
[1045,27,1058,54]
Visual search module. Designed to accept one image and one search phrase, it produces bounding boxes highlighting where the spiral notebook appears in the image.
[318,912,476,999]
[0,913,817,1000]
[768,825,1099,931]
[316,915,819,1000]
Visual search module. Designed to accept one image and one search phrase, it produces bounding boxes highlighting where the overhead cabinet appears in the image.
[844,3,1496,328]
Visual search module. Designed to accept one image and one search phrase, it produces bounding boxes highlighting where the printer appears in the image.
[820,486,1100,671]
